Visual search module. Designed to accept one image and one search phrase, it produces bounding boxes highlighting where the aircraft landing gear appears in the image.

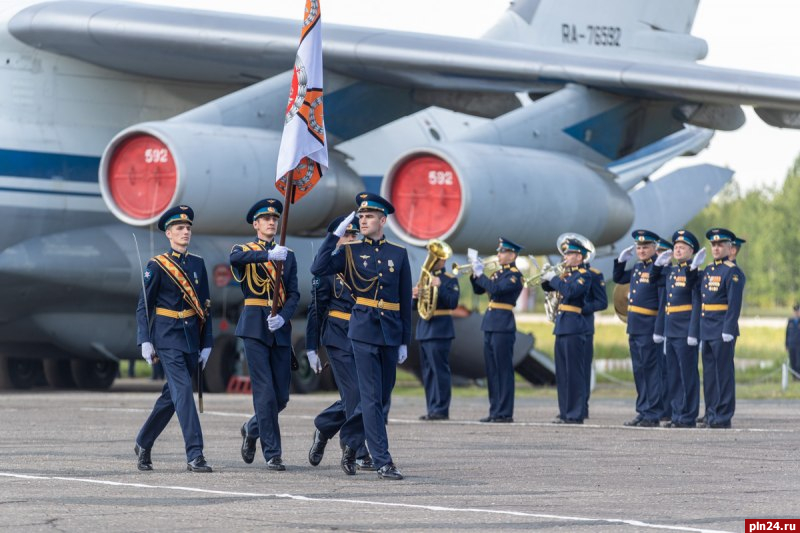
[0,356,45,389]
[70,359,118,390]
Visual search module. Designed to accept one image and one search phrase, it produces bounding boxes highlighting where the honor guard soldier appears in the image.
[413,247,460,421]
[654,230,704,428]
[231,198,299,470]
[698,228,744,428]
[786,304,800,379]
[580,250,607,420]
[470,238,524,423]
[542,238,592,424]
[305,215,375,472]
[311,193,412,480]
[655,238,675,422]
[135,205,213,473]
[613,229,669,427]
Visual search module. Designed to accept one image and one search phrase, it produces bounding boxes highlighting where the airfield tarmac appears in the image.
[0,383,798,532]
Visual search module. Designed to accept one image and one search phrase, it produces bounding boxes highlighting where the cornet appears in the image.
[451,256,499,277]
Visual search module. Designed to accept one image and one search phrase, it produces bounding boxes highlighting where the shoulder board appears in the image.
[724,260,736,267]
[510,267,519,273]
[385,240,406,249]
[590,267,601,274]
[444,272,456,279]
[188,252,203,259]
[578,268,587,273]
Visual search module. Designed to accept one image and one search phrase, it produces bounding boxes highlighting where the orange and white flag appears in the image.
[275,0,327,203]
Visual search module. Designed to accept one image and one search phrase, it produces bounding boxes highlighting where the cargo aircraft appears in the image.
[1,0,798,390]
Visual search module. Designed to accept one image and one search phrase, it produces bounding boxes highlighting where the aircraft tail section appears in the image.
[484,0,706,61]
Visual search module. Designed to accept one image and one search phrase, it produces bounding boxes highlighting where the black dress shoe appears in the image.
[341,446,357,476]
[266,456,285,471]
[426,413,449,421]
[552,417,566,424]
[240,423,257,465]
[356,455,377,471]
[187,455,213,473]
[419,414,430,420]
[490,416,514,423]
[669,421,696,428]
[709,422,731,429]
[134,444,152,471]
[377,462,403,480]
[308,429,328,467]
[479,416,494,423]
[637,419,659,427]
[623,416,642,427]
[696,415,707,424]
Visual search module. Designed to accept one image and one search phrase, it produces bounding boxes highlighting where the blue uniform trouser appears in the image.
[341,340,397,469]
[243,337,291,461]
[419,338,453,417]
[582,333,594,419]
[628,334,663,421]
[665,337,700,425]
[483,331,516,419]
[555,333,587,421]
[136,348,203,462]
[659,341,671,419]
[314,346,368,459]
[701,339,736,425]
[789,346,800,376]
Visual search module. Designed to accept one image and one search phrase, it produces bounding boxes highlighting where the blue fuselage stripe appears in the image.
[0,148,100,183]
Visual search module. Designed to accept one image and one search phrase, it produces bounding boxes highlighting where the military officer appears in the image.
[135,205,213,473]
[698,228,744,429]
[655,238,674,422]
[311,192,411,481]
[786,304,800,378]
[729,237,746,263]
[580,255,608,419]
[654,230,704,428]
[306,215,375,472]
[470,238,524,423]
[231,198,299,470]
[613,229,669,427]
[413,255,460,421]
[542,238,592,424]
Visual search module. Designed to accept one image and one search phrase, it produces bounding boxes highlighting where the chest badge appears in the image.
[360,255,370,268]
[193,272,199,285]
[388,259,395,273]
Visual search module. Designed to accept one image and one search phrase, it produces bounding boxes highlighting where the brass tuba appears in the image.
[541,233,596,323]
[417,239,453,320]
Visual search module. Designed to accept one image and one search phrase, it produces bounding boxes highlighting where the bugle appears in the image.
[451,256,499,277]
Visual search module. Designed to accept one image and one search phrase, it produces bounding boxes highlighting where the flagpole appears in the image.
[270,178,294,319]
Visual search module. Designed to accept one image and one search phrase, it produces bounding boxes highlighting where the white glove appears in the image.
[541,269,556,282]
[306,350,322,374]
[687,337,698,346]
[268,245,288,262]
[471,260,484,277]
[722,333,734,343]
[655,250,673,267]
[690,248,706,271]
[141,342,155,365]
[653,334,665,344]
[398,345,408,364]
[617,245,635,263]
[199,347,212,370]
[267,314,285,332]
[333,211,356,237]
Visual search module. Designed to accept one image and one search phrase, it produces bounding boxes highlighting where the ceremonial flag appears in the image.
[275,0,327,203]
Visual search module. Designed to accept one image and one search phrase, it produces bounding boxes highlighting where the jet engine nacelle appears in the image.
[99,122,361,234]
[381,143,634,254]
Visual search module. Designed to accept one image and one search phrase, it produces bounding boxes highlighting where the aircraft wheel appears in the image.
[43,359,76,389]
[0,356,45,390]
[70,359,118,390]
[204,335,239,393]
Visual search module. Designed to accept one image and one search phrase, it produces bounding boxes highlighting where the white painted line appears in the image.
[0,472,731,533]
[78,408,796,432]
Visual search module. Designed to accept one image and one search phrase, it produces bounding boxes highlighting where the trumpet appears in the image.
[451,256,499,277]
[522,259,567,287]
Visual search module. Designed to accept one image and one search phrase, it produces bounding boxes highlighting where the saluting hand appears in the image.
[655,250,673,267]
[617,245,635,263]
[333,211,357,237]
[690,248,706,270]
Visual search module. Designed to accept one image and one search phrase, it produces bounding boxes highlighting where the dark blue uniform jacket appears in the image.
[137,249,213,353]
[699,259,744,340]
[613,257,664,335]
[470,264,523,333]
[655,262,700,339]
[543,266,591,336]
[306,273,355,353]
[311,233,412,346]
[230,239,299,346]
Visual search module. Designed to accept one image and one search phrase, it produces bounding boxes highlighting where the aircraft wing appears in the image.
[9,1,800,127]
